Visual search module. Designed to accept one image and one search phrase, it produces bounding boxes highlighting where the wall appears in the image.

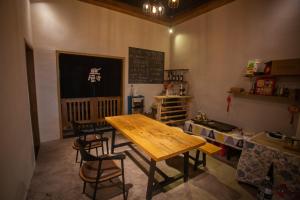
[171,0,300,136]
[31,0,170,142]
[0,0,35,199]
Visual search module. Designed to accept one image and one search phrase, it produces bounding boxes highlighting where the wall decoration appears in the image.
[59,53,122,98]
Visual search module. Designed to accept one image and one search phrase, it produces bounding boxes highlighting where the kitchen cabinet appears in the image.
[237,132,300,197]
[154,95,191,125]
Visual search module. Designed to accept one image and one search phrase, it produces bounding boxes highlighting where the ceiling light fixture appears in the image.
[143,0,179,17]
[168,0,180,9]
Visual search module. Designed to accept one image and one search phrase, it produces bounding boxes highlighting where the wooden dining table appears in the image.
[105,114,205,200]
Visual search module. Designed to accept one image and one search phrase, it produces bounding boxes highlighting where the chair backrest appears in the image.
[77,138,98,161]
[72,120,82,137]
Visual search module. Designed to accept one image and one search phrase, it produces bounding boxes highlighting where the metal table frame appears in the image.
[110,129,190,200]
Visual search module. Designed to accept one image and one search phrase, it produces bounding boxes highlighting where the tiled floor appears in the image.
[27,134,256,200]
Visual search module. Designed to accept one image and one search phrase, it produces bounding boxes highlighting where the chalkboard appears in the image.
[129,47,164,84]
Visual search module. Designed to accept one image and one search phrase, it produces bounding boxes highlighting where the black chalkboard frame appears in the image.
[128,47,164,84]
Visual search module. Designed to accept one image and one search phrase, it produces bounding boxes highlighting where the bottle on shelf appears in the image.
[171,72,175,81]
[179,72,184,81]
[130,84,134,96]
[168,72,171,81]
[175,72,179,81]
[179,84,185,96]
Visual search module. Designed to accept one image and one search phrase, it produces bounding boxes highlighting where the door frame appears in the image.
[56,50,125,139]
[25,40,40,158]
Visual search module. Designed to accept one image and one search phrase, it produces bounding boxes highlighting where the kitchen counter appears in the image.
[236,132,300,199]
[251,132,300,156]
[184,120,255,150]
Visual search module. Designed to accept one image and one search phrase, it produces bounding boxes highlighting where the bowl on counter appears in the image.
[266,131,284,140]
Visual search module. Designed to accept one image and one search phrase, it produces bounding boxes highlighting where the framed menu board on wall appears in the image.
[128,47,164,84]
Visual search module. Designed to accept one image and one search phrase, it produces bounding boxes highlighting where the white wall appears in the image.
[171,0,300,136]
[31,0,170,142]
[0,0,35,199]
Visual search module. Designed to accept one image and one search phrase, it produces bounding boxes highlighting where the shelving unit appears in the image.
[128,95,144,114]
[164,69,189,96]
[229,91,299,105]
[230,58,300,105]
[154,95,191,125]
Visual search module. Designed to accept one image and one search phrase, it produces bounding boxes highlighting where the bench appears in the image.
[190,135,222,169]
[170,126,222,169]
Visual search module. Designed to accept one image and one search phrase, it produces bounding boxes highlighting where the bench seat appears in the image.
[190,135,222,169]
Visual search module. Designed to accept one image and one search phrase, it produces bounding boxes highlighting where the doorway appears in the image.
[57,52,124,138]
[25,42,40,158]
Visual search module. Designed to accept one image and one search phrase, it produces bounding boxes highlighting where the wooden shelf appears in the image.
[230,91,299,105]
[244,74,300,78]
[155,96,191,125]
[163,80,188,83]
[162,105,187,109]
[155,95,192,99]
[161,109,187,114]
[160,114,187,120]
[164,119,187,125]
[235,59,300,106]
[164,69,189,72]
[162,100,185,104]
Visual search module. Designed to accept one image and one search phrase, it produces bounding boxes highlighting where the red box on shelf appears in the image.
[255,78,276,96]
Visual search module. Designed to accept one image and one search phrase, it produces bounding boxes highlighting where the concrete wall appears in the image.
[31,0,170,142]
[0,0,35,199]
[171,0,300,136]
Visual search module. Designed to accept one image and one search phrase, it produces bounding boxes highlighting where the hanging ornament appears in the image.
[226,95,232,112]
[288,105,299,124]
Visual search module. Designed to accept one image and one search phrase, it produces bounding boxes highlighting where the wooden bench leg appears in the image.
[203,153,206,167]
[193,150,200,171]
[193,150,208,170]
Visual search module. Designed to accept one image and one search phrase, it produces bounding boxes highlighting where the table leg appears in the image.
[111,129,116,154]
[146,159,156,200]
[184,151,189,182]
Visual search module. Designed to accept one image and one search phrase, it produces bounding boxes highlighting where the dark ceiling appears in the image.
[114,0,210,18]
[79,0,235,26]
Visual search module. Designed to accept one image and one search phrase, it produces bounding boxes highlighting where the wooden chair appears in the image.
[77,138,127,200]
[72,121,109,164]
